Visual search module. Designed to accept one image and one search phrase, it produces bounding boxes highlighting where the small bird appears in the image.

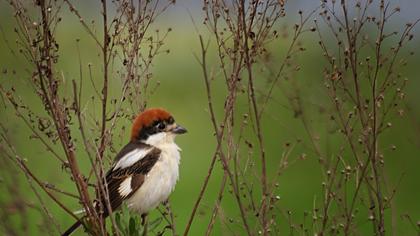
[62,108,187,235]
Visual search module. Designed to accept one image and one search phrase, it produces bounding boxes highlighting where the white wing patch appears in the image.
[114,148,152,170]
[118,176,133,197]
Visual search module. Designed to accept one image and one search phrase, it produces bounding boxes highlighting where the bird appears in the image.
[62,108,187,235]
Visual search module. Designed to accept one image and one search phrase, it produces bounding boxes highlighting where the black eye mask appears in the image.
[136,116,175,141]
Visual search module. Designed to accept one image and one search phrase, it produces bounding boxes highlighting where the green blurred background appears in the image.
[0,0,419,235]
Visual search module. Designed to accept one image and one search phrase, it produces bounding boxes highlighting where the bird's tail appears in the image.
[61,220,83,236]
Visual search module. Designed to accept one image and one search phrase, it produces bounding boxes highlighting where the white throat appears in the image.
[144,132,179,150]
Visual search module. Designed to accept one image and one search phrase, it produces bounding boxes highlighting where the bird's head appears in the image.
[130,108,187,145]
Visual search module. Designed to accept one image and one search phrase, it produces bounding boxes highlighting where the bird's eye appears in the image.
[168,116,174,124]
[157,122,166,130]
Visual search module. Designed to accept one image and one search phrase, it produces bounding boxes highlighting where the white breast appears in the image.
[125,140,181,214]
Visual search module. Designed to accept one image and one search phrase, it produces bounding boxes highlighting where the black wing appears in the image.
[101,144,161,215]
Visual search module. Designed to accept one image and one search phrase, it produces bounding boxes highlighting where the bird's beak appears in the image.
[171,124,187,134]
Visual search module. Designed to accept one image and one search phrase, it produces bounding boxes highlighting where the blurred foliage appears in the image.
[114,204,164,236]
[0,1,419,235]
